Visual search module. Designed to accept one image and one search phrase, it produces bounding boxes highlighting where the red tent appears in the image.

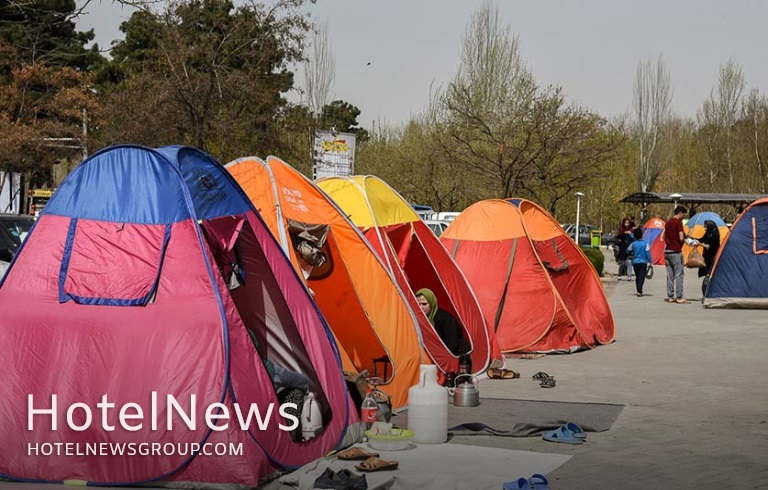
[318,176,502,378]
[441,199,615,353]
[642,217,666,265]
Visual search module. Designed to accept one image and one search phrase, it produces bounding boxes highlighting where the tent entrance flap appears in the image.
[288,219,332,279]
[494,238,518,332]
[204,215,333,428]
[59,218,171,306]
[753,217,768,253]
[536,239,570,272]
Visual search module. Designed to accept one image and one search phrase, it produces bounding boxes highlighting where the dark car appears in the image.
[561,223,596,247]
[0,214,34,269]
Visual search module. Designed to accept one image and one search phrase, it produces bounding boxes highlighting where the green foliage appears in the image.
[320,100,369,141]
[580,247,605,277]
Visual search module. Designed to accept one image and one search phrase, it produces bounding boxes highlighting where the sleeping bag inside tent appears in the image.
[440,199,615,353]
[318,175,500,378]
[704,198,768,308]
[0,145,355,488]
[226,156,422,408]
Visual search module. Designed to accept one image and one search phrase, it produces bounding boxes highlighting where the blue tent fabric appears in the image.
[687,211,726,228]
[45,145,252,225]
[704,199,768,308]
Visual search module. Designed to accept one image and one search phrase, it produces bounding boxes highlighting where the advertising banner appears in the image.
[313,130,356,180]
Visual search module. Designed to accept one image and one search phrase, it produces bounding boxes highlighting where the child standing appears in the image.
[629,228,653,297]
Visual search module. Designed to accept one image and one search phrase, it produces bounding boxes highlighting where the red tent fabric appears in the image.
[441,199,615,353]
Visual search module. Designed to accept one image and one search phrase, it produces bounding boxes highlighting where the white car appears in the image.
[425,220,449,237]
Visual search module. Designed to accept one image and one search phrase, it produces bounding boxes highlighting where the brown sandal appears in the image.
[355,456,399,472]
[486,368,520,379]
[337,447,379,461]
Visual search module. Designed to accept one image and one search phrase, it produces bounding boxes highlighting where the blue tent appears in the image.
[704,198,768,308]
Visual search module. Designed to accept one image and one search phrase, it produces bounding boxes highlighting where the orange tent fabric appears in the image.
[226,157,422,408]
[318,176,501,377]
[440,199,615,353]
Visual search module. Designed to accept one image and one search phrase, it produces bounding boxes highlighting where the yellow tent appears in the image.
[318,176,501,379]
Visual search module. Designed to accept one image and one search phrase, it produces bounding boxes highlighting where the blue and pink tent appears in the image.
[704,198,768,308]
[0,145,357,487]
[642,217,666,265]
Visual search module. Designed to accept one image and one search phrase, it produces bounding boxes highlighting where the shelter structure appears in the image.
[226,156,422,408]
[440,199,615,353]
[642,217,666,265]
[620,192,766,221]
[0,145,356,488]
[318,176,500,378]
[704,198,768,308]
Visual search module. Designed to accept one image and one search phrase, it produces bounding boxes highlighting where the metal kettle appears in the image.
[452,374,480,407]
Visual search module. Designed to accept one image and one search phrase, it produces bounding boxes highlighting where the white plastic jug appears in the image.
[407,364,448,444]
[301,392,322,441]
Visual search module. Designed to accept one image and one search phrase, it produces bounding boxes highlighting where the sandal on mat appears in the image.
[337,447,379,461]
[355,456,399,472]
[487,368,520,379]
[542,426,583,444]
[502,478,531,490]
[531,372,552,380]
[528,474,550,489]
[539,378,556,388]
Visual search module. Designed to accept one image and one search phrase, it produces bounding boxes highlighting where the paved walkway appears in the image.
[474,261,768,489]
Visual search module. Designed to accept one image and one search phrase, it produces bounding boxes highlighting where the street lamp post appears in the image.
[670,193,682,210]
[575,191,585,246]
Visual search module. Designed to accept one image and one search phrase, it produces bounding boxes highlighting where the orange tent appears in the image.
[440,199,615,353]
[226,157,422,408]
[318,176,501,377]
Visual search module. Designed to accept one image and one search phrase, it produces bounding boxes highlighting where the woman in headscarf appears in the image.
[415,288,469,356]
[696,220,721,297]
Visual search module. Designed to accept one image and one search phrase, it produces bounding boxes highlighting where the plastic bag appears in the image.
[686,247,706,268]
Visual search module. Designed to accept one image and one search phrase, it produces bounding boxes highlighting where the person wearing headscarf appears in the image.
[696,220,721,296]
[415,288,469,356]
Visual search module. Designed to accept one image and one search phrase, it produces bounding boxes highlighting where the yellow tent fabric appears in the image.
[226,157,422,408]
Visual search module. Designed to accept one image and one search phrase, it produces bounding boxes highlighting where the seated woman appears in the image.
[415,288,469,356]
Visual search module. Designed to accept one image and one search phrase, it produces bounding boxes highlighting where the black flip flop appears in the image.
[532,372,552,380]
[540,378,556,388]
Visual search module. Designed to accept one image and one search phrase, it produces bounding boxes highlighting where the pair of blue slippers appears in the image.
[542,422,586,444]
[502,473,550,490]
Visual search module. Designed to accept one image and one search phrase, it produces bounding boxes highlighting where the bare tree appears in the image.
[742,88,768,192]
[302,22,336,121]
[718,59,745,191]
[697,59,746,191]
[440,1,539,196]
[633,55,673,192]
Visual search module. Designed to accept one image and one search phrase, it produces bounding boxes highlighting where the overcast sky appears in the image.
[77,0,768,127]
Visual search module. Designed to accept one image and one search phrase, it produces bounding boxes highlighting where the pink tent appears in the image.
[0,145,357,487]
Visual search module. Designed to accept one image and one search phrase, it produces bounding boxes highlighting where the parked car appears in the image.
[425,220,449,237]
[0,214,34,275]
[560,223,596,247]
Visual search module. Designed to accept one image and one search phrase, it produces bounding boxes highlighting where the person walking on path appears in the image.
[629,228,653,297]
[616,217,635,280]
[663,206,688,304]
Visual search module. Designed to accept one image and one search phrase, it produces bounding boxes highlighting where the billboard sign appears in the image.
[313,130,356,180]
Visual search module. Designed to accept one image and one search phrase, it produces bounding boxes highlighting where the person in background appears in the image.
[695,220,721,298]
[616,216,635,281]
[663,206,688,304]
[415,288,469,356]
[629,228,653,297]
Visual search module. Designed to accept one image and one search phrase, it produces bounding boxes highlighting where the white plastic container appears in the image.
[300,392,322,440]
[407,364,448,444]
